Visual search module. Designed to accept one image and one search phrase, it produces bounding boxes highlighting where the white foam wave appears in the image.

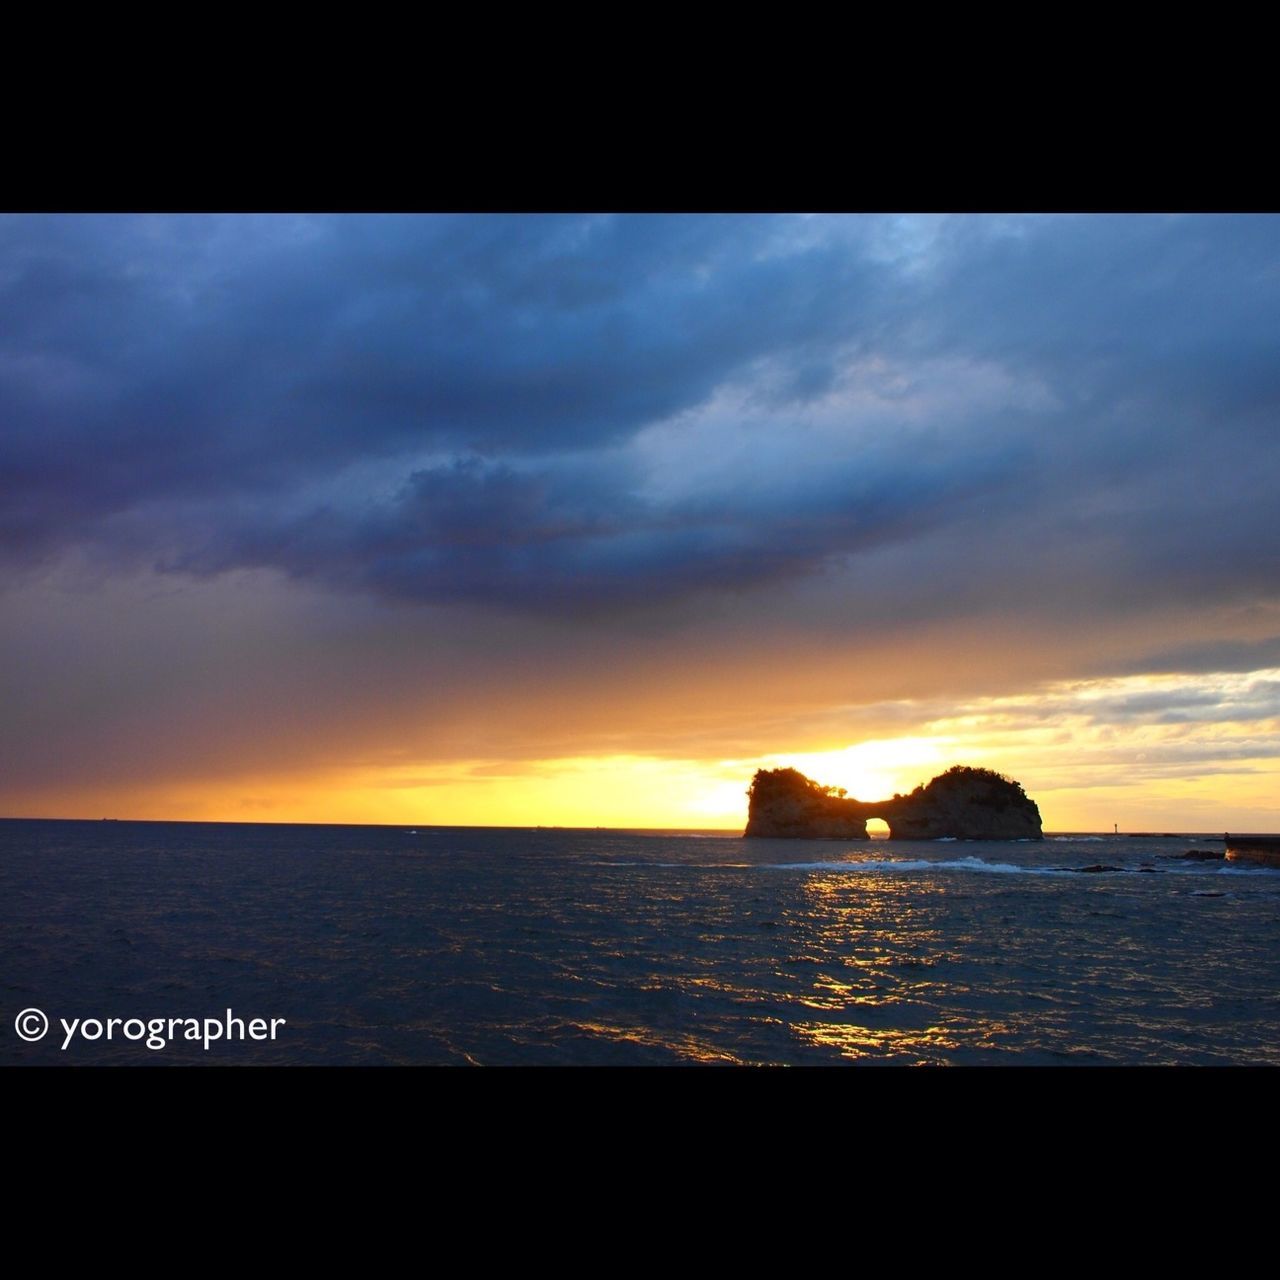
[767,856,1077,877]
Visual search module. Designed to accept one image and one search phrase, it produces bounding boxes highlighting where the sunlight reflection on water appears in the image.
[3,821,1279,1064]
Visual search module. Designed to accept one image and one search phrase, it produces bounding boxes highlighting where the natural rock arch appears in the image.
[744,765,1043,840]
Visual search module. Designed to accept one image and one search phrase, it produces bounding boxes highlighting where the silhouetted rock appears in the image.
[744,764,1043,840]
[1223,835,1280,867]
[741,768,868,839]
[1077,863,1123,873]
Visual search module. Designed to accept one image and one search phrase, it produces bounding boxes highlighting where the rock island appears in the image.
[744,764,1043,840]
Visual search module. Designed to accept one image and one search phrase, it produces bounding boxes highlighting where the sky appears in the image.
[3,212,1280,830]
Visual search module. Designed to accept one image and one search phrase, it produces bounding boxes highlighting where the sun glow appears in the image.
[760,736,961,804]
[12,665,1280,831]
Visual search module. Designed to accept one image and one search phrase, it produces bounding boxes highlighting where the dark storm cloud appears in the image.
[158,434,1030,610]
[3,213,1280,617]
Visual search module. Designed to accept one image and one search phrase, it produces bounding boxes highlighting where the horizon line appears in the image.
[0,815,1248,836]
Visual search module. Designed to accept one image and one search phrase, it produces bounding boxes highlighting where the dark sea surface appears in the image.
[3,819,1279,1066]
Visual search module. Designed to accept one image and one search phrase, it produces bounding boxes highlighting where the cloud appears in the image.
[4,212,1280,627]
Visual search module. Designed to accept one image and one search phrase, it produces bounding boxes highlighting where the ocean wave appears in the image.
[767,856,1078,877]
[589,854,1280,879]
[1154,861,1280,877]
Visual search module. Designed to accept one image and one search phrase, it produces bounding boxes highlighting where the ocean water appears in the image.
[3,818,1279,1066]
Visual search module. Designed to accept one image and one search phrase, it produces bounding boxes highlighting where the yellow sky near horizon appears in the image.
[9,668,1280,833]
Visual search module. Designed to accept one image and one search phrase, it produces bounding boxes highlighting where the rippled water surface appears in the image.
[4,819,1279,1065]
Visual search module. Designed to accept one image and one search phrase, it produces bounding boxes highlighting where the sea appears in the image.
[4,818,1279,1066]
